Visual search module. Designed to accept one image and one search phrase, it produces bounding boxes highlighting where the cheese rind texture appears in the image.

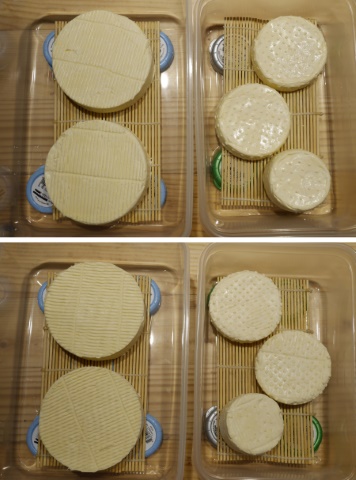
[255,330,331,405]
[52,10,154,112]
[39,367,144,472]
[215,84,290,160]
[251,16,327,92]
[219,393,284,455]
[209,271,281,342]
[44,262,145,360]
[263,149,331,213]
[45,120,149,225]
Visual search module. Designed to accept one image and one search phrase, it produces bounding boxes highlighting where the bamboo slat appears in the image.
[53,21,161,224]
[216,276,315,464]
[37,272,151,474]
[221,18,331,214]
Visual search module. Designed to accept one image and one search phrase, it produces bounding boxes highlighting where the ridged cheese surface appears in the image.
[252,16,327,92]
[215,84,290,160]
[45,262,144,360]
[255,330,331,405]
[45,120,149,225]
[52,10,154,112]
[219,393,284,455]
[209,271,281,342]
[263,149,331,213]
[39,367,144,472]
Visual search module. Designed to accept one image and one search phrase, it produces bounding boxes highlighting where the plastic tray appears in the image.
[0,0,193,237]
[194,0,356,236]
[194,243,356,480]
[0,243,189,479]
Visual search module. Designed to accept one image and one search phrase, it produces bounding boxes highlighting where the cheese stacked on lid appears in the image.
[44,262,145,360]
[52,10,154,112]
[252,16,327,92]
[215,84,290,160]
[39,367,144,472]
[219,393,284,455]
[209,271,281,342]
[45,120,149,225]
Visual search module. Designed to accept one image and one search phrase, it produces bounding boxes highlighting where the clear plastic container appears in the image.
[0,0,193,237]
[194,0,356,236]
[0,243,189,479]
[194,243,356,479]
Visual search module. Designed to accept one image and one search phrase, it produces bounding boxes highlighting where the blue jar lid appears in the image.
[150,279,161,315]
[160,32,174,73]
[145,413,163,457]
[204,406,218,447]
[37,281,48,313]
[209,35,224,75]
[43,31,55,68]
[26,416,39,456]
[26,166,53,214]
[160,179,167,207]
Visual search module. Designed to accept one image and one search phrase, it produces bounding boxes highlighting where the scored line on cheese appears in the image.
[37,271,151,473]
[215,275,316,464]
[53,20,162,224]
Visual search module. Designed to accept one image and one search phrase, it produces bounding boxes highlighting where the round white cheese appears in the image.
[39,367,144,472]
[209,271,282,342]
[215,84,290,160]
[52,10,154,112]
[251,16,327,92]
[263,149,331,213]
[44,262,145,360]
[219,393,284,455]
[255,330,331,405]
[45,120,149,225]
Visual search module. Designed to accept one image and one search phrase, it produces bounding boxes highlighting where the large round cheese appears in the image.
[219,393,284,455]
[215,84,290,160]
[44,262,145,360]
[39,367,144,472]
[251,16,327,92]
[209,271,281,342]
[255,330,331,405]
[263,149,331,213]
[45,120,149,225]
[52,10,154,112]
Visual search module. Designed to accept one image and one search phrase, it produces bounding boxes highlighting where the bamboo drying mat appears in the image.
[216,276,315,464]
[36,271,151,474]
[221,18,331,214]
[53,20,161,224]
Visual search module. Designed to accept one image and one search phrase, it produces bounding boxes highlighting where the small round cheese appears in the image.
[39,367,144,472]
[215,84,290,160]
[263,149,331,213]
[251,16,327,92]
[45,120,149,225]
[209,271,281,342]
[44,262,145,360]
[219,393,284,455]
[52,10,154,112]
[255,330,331,405]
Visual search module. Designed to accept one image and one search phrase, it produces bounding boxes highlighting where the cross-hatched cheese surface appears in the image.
[52,10,154,112]
[219,393,284,455]
[44,262,145,359]
[251,16,327,92]
[209,271,281,342]
[215,84,290,160]
[45,120,149,225]
[39,367,144,472]
[263,149,331,213]
[255,330,331,405]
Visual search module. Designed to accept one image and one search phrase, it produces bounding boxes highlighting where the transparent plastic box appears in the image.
[194,243,356,479]
[0,0,193,237]
[0,243,189,479]
[194,0,356,236]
